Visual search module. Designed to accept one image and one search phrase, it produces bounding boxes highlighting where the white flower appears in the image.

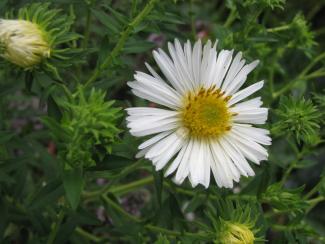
[0,19,50,69]
[126,39,271,188]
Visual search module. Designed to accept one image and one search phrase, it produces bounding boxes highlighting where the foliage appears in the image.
[43,86,122,169]
[272,96,321,144]
[0,0,324,243]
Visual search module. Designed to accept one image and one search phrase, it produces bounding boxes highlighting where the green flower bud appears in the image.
[219,221,255,244]
[0,19,50,69]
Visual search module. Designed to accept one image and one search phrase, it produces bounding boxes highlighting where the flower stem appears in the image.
[102,193,211,239]
[46,209,65,244]
[300,52,325,76]
[305,179,323,199]
[273,52,325,98]
[85,0,157,87]
[145,224,210,239]
[267,25,290,33]
[306,196,325,213]
[83,159,144,199]
[190,0,196,39]
[224,8,237,28]
[75,227,103,243]
[102,194,141,223]
[110,176,154,196]
[280,162,296,186]
[82,7,92,49]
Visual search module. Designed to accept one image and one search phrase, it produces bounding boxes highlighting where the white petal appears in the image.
[147,132,184,170]
[232,108,268,124]
[153,49,186,94]
[174,139,194,184]
[202,142,211,188]
[138,131,172,150]
[200,40,213,85]
[219,137,255,177]
[192,39,202,85]
[130,87,178,110]
[232,97,263,109]
[127,113,180,137]
[222,52,245,91]
[188,139,208,188]
[228,81,264,106]
[225,60,259,95]
[212,50,234,89]
[210,141,239,188]
[131,71,181,105]
[232,124,271,145]
[165,139,188,177]
[145,62,165,83]
[203,46,218,88]
[229,129,269,160]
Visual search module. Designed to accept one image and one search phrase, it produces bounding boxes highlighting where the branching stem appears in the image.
[85,0,157,87]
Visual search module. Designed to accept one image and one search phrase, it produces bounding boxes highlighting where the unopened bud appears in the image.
[0,19,50,69]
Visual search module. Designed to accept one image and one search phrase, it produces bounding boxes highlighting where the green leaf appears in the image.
[124,40,156,53]
[154,234,170,244]
[153,168,163,207]
[91,9,121,35]
[47,95,62,121]
[28,178,64,210]
[0,131,14,144]
[62,168,84,210]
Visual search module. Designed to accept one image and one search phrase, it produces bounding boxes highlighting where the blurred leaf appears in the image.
[62,168,84,210]
[0,131,14,143]
[124,40,156,53]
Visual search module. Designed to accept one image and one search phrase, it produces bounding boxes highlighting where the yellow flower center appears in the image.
[181,86,232,139]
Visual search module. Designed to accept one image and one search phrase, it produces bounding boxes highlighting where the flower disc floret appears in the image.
[182,86,232,139]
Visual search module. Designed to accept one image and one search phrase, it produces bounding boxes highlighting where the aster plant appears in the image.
[0,0,325,243]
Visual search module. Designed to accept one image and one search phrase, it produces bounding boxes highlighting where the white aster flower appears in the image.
[126,39,271,188]
[0,19,50,69]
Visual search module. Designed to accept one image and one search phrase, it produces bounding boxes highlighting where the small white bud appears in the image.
[0,19,50,69]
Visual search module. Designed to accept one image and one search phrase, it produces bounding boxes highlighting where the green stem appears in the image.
[164,181,256,201]
[110,176,154,196]
[190,0,196,40]
[85,0,157,87]
[102,194,141,222]
[280,162,296,186]
[76,227,103,243]
[82,7,92,49]
[271,224,299,231]
[273,52,325,98]
[306,196,325,213]
[102,191,210,239]
[305,179,323,199]
[47,210,65,244]
[300,52,325,77]
[302,70,325,80]
[224,8,237,28]
[145,224,210,239]
[103,193,212,240]
[267,25,290,33]
[83,159,144,198]
[273,70,325,98]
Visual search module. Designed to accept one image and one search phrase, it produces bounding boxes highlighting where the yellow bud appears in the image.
[219,222,255,244]
[0,19,50,69]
